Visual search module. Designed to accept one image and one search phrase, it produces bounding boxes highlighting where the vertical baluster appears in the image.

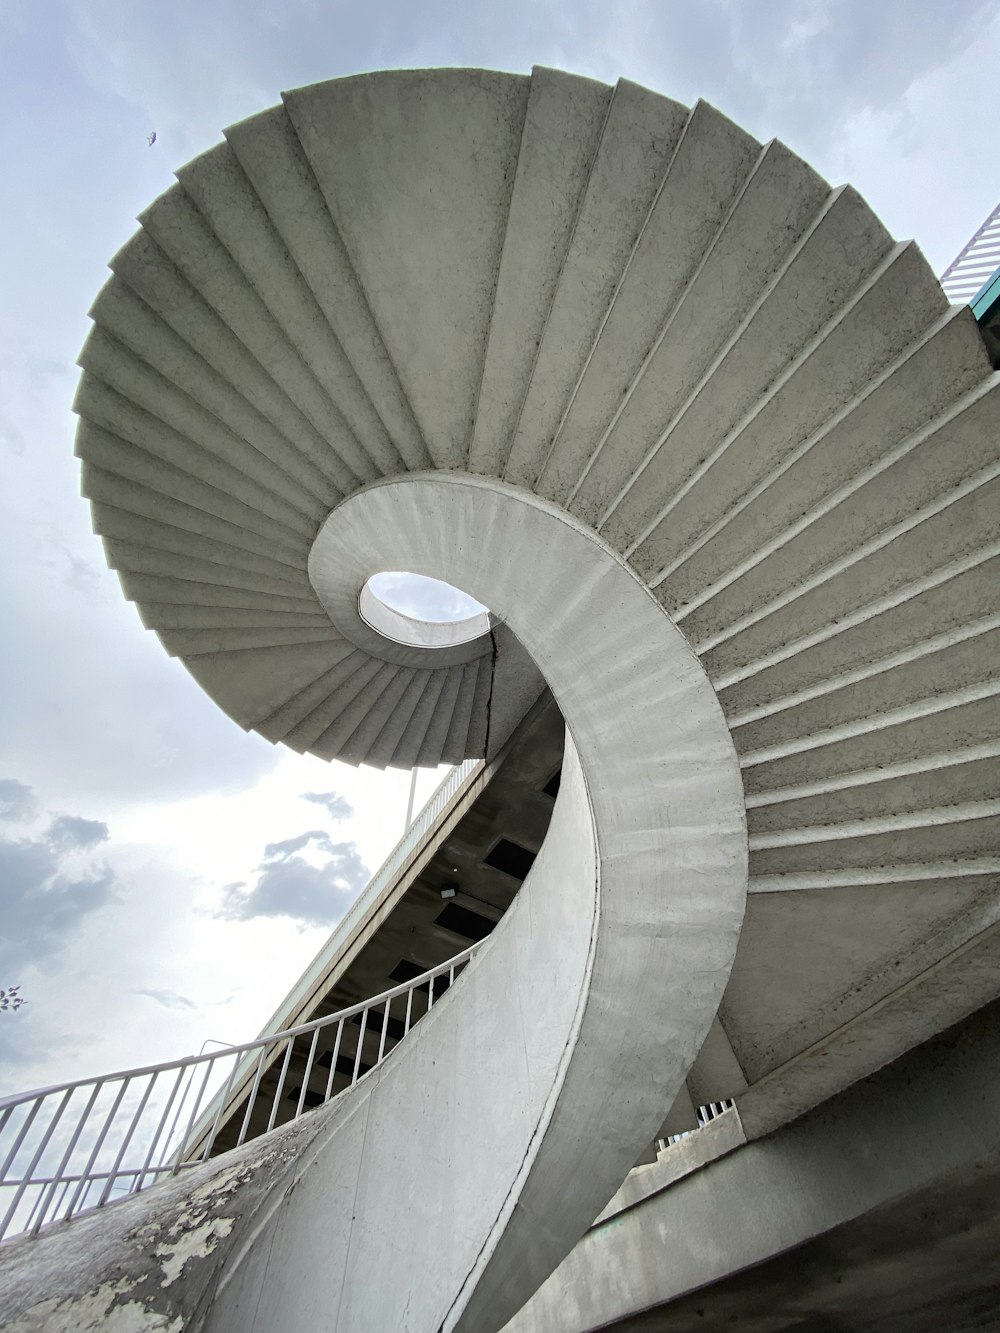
[323,1020,345,1103]
[156,1063,196,1170]
[403,985,414,1036]
[236,1047,269,1148]
[427,973,435,1010]
[0,1087,74,1239]
[170,1058,215,1174]
[295,1029,321,1120]
[53,1176,74,1224]
[24,1181,49,1234]
[31,1081,103,1235]
[0,1095,44,1186]
[65,1079,130,1219]
[98,1073,159,1205]
[351,1009,369,1084]
[136,1065,187,1189]
[265,1038,295,1134]
[377,999,391,1065]
[200,1051,242,1160]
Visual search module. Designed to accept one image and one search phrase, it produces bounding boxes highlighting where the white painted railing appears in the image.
[0,944,481,1244]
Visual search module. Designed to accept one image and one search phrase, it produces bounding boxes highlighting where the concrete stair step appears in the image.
[254,648,369,744]
[156,625,344,657]
[440,661,485,764]
[362,668,439,769]
[177,142,405,479]
[89,278,343,504]
[285,69,531,470]
[746,749,1000,836]
[183,639,357,732]
[565,138,829,524]
[81,463,309,567]
[414,669,465,770]
[281,655,390,753]
[659,309,993,615]
[139,183,382,488]
[729,620,1000,756]
[338,667,426,767]
[117,573,316,613]
[542,102,771,508]
[76,420,309,555]
[91,503,307,579]
[631,243,953,585]
[597,186,896,557]
[103,540,312,599]
[109,229,358,496]
[79,323,327,523]
[468,66,613,478]
[309,661,406,761]
[503,78,689,489]
[225,103,429,471]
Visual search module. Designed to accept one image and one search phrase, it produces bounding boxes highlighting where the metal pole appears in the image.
[404,766,419,830]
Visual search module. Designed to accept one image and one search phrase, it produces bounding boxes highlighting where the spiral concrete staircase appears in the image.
[4,66,999,1333]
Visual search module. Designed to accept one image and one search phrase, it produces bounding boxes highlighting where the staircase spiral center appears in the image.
[361,571,491,648]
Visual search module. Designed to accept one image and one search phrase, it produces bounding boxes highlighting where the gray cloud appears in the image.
[220,830,369,929]
[0,796,117,976]
[0,779,38,823]
[48,814,109,851]
[136,988,196,1012]
[301,791,354,821]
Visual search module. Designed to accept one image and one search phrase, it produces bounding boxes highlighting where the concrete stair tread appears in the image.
[74,61,999,866]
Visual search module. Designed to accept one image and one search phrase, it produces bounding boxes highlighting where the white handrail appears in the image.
[0,944,482,1244]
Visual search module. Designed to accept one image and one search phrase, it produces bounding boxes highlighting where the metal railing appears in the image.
[657,1098,735,1152]
[0,944,481,1244]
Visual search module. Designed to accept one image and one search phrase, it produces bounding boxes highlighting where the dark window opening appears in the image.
[389,958,451,995]
[482,837,537,882]
[352,1009,406,1042]
[287,1085,325,1108]
[435,902,495,943]
[542,768,561,799]
[316,1049,372,1079]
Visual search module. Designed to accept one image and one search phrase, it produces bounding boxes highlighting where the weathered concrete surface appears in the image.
[0,1094,336,1331]
[2,475,746,1332]
[504,999,1000,1333]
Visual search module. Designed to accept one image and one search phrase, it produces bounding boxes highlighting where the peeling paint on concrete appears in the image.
[7,1288,184,1332]
[156,1216,234,1287]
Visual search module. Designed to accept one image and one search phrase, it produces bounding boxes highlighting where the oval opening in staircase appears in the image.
[360,571,491,649]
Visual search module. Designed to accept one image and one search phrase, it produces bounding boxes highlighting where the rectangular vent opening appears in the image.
[317,1049,372,1079]
[352,1009,406,1042]
[389,958,451,995]
[435,902,495,942]
[482,837,537,882]
[287,1085,325,1108]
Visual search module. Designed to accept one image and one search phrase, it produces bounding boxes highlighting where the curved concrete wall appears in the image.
[0,476,745,1332]
[305,473,746,1331]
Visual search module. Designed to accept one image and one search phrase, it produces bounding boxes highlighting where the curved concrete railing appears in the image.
[220,475,746,1332]
[0,477,746,1332]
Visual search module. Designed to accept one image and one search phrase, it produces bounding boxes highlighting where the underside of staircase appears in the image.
[5,64,996,1333]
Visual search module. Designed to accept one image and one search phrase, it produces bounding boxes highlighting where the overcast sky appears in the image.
[1,0,998,1096]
